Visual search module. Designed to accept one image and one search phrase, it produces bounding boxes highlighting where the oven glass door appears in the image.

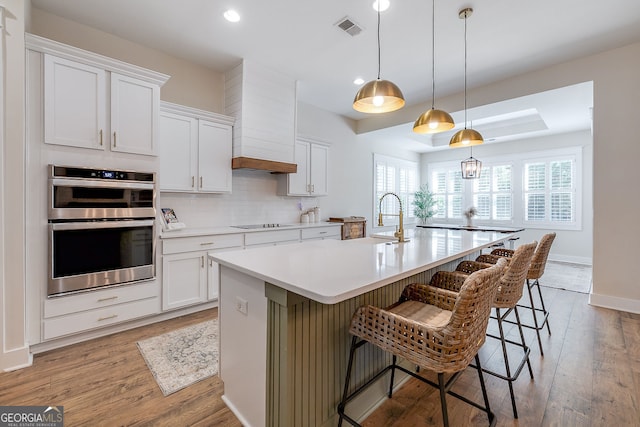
[48,220,155,296]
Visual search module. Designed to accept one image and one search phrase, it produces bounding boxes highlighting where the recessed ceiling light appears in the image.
[224,9,240,22]
[372,0,390,12]
[354,77,365,85]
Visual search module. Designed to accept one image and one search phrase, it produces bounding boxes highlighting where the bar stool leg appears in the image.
[437,372,450,427]
[338,336,358,427]
[496,308,518,419]
[474,354,495,426]
[533,278,552,335]
[514,306,534,380]
[388,355,397,398]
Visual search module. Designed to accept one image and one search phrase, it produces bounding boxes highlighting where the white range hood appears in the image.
[225,60,297,174]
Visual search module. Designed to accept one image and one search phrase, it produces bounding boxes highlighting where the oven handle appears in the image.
[50,177,155,190]
[49,219,155,231]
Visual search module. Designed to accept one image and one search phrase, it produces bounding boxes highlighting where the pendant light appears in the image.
[413,0,454,134]
[449,8,483,147]
[353,1,405,113]
[461,147,482,179]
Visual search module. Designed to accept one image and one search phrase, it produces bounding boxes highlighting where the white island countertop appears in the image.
[212,227,515,304]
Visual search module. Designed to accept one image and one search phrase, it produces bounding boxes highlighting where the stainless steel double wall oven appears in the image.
[47,165,156,296]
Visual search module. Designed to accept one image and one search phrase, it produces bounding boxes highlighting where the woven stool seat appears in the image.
[338,259,506,427]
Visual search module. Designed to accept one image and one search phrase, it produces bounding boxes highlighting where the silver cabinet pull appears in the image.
[200,176,203,188]
[191,176,195,187]
[97,296,118,302]
[201,255,205,268]
[200,242,214,246]
[113,131,117,147]
[98,314,117,321]
[99,129,103,146]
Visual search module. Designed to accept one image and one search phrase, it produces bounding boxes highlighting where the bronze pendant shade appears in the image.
[353,79,405,113]
[449,8,484,148]
[353,2,404,113]
[413,0,454,134]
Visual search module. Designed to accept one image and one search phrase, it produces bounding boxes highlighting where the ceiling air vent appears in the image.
[335,16,363,37]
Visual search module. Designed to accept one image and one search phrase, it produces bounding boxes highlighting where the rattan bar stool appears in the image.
[436,241,537,419]
[476,233,556,355]
[337,259,506,427]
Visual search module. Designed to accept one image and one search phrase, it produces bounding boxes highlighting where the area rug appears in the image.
[137,319,218,396]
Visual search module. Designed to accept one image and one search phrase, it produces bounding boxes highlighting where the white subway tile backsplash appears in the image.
[158,169,318,227]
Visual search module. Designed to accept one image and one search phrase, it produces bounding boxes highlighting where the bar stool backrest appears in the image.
[494,241,537,309]
[527,232,556,280]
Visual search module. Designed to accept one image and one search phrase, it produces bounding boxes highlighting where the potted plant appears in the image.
[413,184,437,225]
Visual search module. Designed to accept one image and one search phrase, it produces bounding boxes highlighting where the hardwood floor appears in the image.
[1,287,638,426]
[0,308,241,426]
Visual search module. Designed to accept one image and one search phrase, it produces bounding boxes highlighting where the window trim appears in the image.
[373,153,419,228]
[426,146,583,231]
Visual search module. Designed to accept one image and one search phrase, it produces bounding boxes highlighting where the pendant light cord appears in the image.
[463,10,468,129]
[376,4,381,80]
[431,0,435,109]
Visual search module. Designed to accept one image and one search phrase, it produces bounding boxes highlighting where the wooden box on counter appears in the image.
[328,216,367,240]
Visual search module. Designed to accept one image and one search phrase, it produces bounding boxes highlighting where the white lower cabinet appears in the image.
[42,280,160,340]
[162,251,208,310]
[161,234,243,310]
[301,225,341,241]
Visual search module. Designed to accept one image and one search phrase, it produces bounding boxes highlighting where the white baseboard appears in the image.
[221,395,254,427]
[1,345,33,372]
[589,293,640,314]
[548,254,592,265]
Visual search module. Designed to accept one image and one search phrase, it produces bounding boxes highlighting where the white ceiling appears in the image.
[31,0,640,151]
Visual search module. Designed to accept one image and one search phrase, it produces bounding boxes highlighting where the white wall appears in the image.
[421,130,594,264]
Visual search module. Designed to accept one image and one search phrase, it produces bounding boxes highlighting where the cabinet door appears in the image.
[158,111,198,191]
[310,143,329,196]
[162,251,207,310]
[288,140,311,196]
[44,54,106,150]
[111,73,159,156]
[198,120,232,193]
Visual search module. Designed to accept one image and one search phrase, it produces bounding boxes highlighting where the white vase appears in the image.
[466,217,473,227]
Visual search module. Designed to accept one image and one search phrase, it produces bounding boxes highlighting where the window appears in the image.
[473,164,513,221]
[374,154,419,225]
[431,169,463,220]
[427,147,582,230]
[524,158,576,225]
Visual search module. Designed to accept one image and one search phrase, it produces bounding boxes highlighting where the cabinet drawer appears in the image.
[43,297,159,340]
[162,234,244,254]
[44,280,159,318]
[301,226,341,240]
[244,229,300,246]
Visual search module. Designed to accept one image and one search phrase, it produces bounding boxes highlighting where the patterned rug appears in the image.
[137,319,218,396]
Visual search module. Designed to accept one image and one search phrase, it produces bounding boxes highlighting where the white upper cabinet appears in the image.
[158,102,234,193]
[285,137,329,196]
[198,120,233,192]
[32,35,169,156]
[110,72,159,155]
[44,55,106,150]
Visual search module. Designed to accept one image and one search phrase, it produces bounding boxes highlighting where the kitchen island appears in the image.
[211,228,516,427]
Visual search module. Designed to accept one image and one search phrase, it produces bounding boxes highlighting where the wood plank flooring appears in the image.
[1,287,638,426]
[0,308,241,426]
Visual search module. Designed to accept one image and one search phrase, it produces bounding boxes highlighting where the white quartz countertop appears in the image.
[159,221,340,239]
[212,228,515,304]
